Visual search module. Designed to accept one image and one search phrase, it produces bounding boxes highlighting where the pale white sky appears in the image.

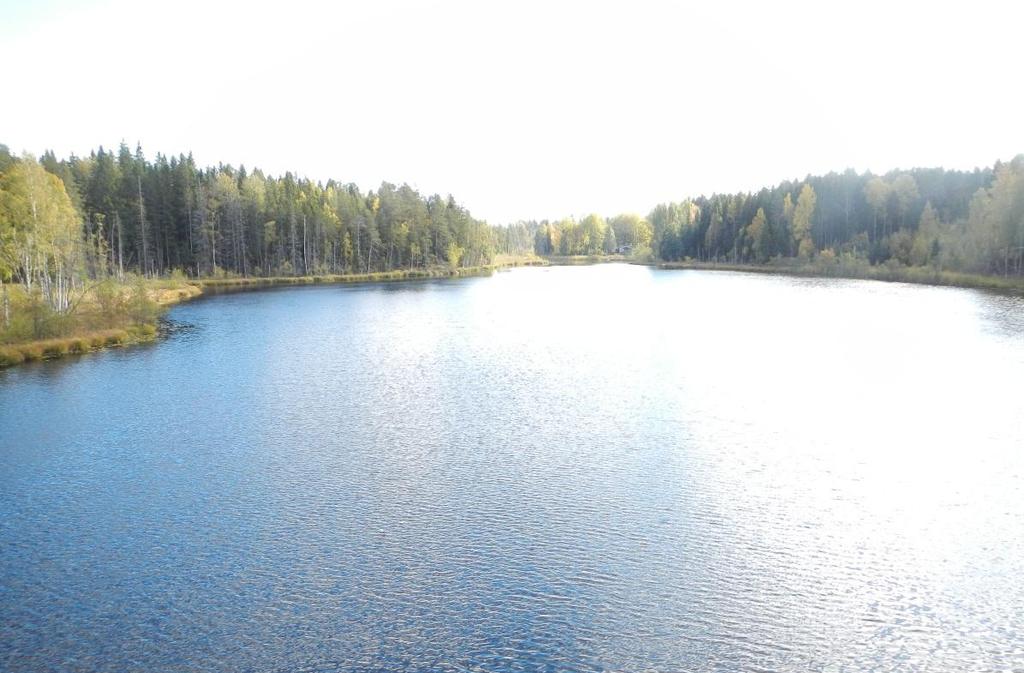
[1,0,1021,223]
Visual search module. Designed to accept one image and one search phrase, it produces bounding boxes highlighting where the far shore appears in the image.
[539,254,1024,293]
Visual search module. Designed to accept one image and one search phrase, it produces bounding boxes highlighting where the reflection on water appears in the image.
[1,265,1022,672]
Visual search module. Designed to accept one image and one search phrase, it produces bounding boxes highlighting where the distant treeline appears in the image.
[507,156,1024,276]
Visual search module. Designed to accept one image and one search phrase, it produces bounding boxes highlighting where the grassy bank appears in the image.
[0,278,196,367]
[658,259,1024,293]
[0,325,160,367]
[542,254,634,265]
[195,260,542,293]
[0,256,545,368]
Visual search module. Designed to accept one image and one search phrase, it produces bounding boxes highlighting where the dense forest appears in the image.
[0,142,496,293]
[520,156,1024,277]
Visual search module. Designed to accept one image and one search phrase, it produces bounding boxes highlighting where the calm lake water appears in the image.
[2,264,1023,672]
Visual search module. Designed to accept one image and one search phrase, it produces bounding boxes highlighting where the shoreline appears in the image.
[4,255,1020,369]
[656,260,1024,294]
[541,254,1024,294]
[194,261,539,294]
[0,259,546,369]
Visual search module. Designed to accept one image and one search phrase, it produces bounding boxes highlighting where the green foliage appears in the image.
[0,287,62,342]
[105,331,127,346]
[129,276,159,324]
[0,145,14,173]
[20,343,44,361]
[42,340,69,357]
[745,208,769,263]
[446,242,465,270]
[578,214,607,255]
[0,345,26,365]
[630,245,655,263]
[792,184,817,258]
[94,279,128,324]
[0,156,81,310]
[648,200,701,260]
[608,213,652,250]
[602,224,617,254]
[884,233,910,266]
[911,202,941,267]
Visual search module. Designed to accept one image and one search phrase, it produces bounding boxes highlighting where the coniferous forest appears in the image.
[0,143,497,285]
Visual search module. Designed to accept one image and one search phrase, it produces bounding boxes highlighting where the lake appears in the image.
[2,264,1023,672]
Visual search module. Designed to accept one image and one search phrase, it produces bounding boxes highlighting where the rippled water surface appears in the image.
[2,265,1023,672]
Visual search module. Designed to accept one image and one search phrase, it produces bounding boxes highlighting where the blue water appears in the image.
[2,265,1023,672]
